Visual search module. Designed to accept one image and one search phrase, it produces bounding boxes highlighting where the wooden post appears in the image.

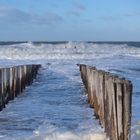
[0,69,3,110]
[78,64,132,140]
[15,66,19,97]
[5,68,10,104]
[98,70,105,128]
[0,64,41,111]
[9,67,14,100]
[2,68,6,107]
[123,80,132,140]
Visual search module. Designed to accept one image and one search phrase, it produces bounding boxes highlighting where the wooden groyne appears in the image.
[0,64,41,111]
[78,64,132,140]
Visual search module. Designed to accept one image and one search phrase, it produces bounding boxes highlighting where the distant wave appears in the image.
[0,42,140,60]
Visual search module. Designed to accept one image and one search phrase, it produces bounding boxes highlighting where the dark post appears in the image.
[78,64,132,140]
[0,64,41,111]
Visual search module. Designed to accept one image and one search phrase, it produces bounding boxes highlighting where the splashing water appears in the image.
[0,41,139,139]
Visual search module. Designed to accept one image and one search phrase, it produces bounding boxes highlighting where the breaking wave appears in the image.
[0,41,140,60]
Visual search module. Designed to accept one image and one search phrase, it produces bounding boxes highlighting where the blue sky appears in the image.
[0,0,140,41]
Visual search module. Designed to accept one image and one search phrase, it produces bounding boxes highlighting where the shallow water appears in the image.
[0,62,106,140]
[0,41,139,139]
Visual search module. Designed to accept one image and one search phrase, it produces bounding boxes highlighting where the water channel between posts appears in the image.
[0,41,140,140]
[0,61,106,140]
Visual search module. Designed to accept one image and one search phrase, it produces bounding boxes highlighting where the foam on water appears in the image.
[0,62,106,140]
[0,41,140,60]
[0,41,139,139]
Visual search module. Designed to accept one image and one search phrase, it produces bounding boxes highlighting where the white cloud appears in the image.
[123,11,140,17]
[0,6,63,26]
[100,16,119,21]
[74,2,86,11]
[66,1,86,17]
[66,11,81,17]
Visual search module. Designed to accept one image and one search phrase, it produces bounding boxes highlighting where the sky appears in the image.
[0,0,140,41]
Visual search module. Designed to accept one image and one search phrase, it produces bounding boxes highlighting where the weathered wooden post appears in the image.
[5,68,10,104]
[14,66,19,97]
[0,64,41,111]
[123,80,132,140]
[98,70,105,128]
[9,67,14,100]
[0,69,3,110]
[78,64,132,140]
[2,68,6,107]
[26,65,33,85]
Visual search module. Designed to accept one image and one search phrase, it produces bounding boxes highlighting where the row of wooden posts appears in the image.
[78,64,132,140]
[0,64,41,111]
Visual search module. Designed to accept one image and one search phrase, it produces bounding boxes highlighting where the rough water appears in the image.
[0,41,139,140]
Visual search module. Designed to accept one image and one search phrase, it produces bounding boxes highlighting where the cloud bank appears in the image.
[0,6,63,26]
[66,1,86,17]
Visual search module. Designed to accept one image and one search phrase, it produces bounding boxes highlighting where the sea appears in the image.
[0,41,139,140]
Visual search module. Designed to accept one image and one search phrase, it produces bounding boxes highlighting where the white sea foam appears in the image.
[29,120,106,140]
[0,42,139,139]
[0,41,140,60]
[131,121,140,140]
[29,131,106,140]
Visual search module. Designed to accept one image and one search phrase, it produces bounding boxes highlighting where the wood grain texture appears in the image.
[0,64,41,111]
[78,64,132,140]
